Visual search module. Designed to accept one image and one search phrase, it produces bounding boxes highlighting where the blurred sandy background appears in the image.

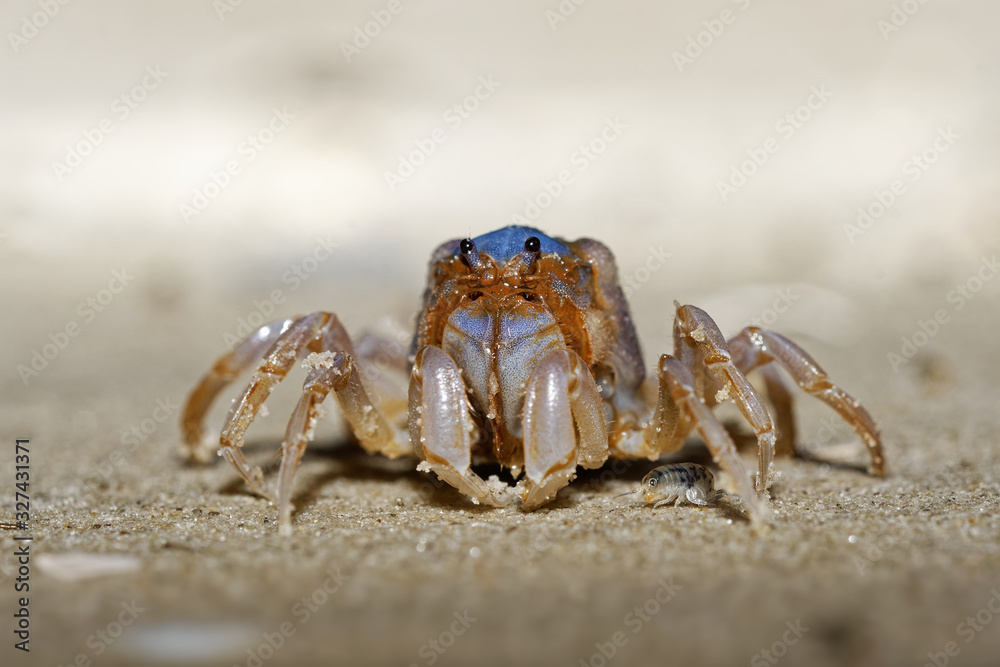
[2,1,999,665]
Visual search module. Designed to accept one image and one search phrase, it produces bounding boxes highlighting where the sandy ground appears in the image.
[3,246,1000,667]
[3,1,1000,665]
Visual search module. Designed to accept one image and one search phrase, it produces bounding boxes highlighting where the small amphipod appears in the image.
[636,463,723,508]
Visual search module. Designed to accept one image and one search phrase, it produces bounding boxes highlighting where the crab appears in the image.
[181,225,885,533]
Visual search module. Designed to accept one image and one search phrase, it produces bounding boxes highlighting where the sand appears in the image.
[2,247,999,667]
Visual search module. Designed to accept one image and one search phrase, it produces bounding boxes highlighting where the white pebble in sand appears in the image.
[37,553,141,581]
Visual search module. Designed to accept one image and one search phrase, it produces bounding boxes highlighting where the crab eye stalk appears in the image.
[520,235,541,270]
[459,238,481,270]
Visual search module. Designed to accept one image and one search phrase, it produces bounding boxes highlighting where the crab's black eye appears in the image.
[648,477,659,487]
[520,236,542,271]
[459,238,481,270]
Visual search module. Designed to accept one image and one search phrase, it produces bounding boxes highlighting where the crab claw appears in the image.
[409,345,511,507]
[519,349,609,510]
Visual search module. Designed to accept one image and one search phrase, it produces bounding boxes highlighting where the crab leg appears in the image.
[216,312,410,506]
[408,346,509,507]
[520,349,609,510]
[214,313,340,499]
[181,318,295,463]
[756,364,797,457]
[276,348,410,534]
[728,327,886,476]
[655,355,768,522]
[673,303,777,493]
[352,330,411,422]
